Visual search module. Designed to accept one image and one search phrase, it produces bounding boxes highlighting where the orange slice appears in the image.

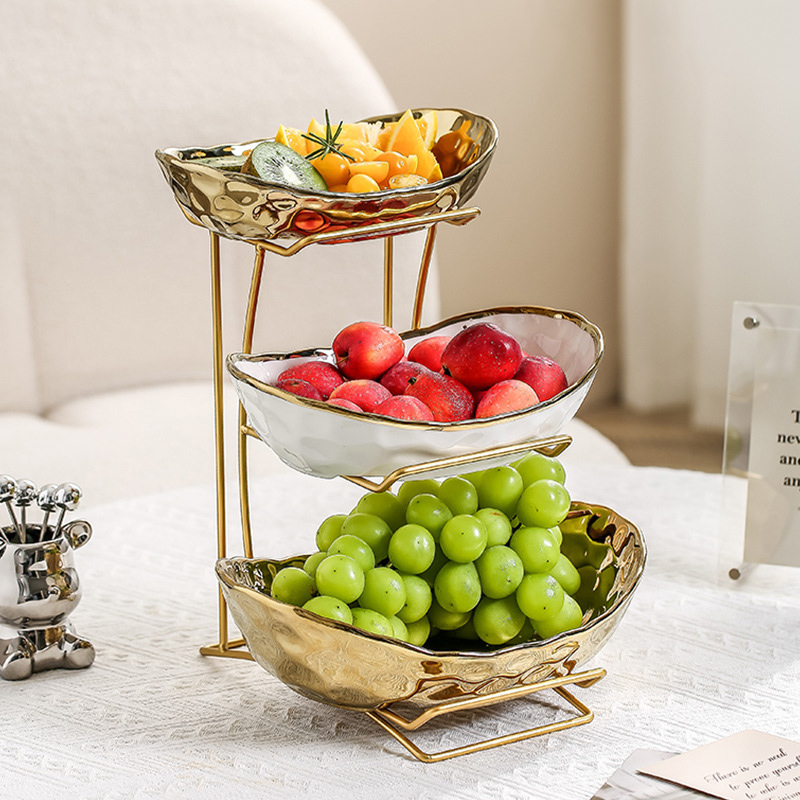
[416,111,438,150]
[385,110,428,159]
[349,160,390,184]
[427,161,443,183]
[275,125,308,156]
[414,149,439,180]
[307,117,326,139]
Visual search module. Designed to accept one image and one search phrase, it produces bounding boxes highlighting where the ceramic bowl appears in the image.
[227,306,603,479]
[216,501,645,711]
[154,108,497,244]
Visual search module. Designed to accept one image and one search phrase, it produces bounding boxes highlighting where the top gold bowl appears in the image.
[155,108,498,244]
[216,502,645,712]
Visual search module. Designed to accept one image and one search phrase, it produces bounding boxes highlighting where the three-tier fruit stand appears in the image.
[155,109,644,762]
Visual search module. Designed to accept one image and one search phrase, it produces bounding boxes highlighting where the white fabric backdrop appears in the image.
[621,0,800,429]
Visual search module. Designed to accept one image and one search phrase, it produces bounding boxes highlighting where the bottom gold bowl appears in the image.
[216,502,645,712]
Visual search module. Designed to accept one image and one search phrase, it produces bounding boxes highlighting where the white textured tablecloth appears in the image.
[2,464,799,799]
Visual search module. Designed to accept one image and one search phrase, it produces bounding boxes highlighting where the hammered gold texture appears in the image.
[155,108,497,244]
[216,502,645,712]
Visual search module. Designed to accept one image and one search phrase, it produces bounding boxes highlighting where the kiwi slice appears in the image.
[243,141,327,192]
[191,154,248,172]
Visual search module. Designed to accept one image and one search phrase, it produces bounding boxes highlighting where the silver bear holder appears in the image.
[0,475,95,680]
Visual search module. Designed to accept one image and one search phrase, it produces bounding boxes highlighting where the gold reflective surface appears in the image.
[216,502,645,712]
[155,108,497,244]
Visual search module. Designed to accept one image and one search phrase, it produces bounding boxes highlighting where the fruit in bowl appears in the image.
[215,456,646,711]
[227,306,603,478]
[267,317,569,424]
[155,108,497,243]
[267,454,596,649]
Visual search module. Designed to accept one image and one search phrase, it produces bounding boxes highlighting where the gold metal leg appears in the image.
[238,246,266,560]
[364,668,606,763]
[200,232,254,660]
[200,232,244,657]
[383,236,394,328]
[412,223,437,330]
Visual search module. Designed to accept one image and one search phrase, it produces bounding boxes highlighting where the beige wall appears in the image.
[321,0,621,406]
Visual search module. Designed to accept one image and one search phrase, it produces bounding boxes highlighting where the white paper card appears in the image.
[744,326,800,567]
[640,730,800,800]
[591,750,704,798]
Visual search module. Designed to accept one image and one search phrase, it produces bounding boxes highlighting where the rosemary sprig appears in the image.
[302,110,355,162]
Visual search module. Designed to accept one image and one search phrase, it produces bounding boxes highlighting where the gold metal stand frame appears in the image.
[192,206,605,760]
[367,667,606,763]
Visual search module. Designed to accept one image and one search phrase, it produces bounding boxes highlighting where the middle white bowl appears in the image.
[227,306,603,479]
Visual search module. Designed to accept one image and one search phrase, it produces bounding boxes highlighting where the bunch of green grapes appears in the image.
[269,452,587,648]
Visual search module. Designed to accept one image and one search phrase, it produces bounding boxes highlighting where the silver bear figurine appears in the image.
[0,521,95,680]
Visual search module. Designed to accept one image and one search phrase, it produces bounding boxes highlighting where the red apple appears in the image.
[327,397,363,412]
[328,379,392,413]
[513,356,568,402]
[332,321,404,380]
[440,323,523,390]
[279,360,344,400]
[475,379,539,419]
[404,372,474,422]
[274,377,323,401]
[380,360,434,395]
[375,395,435,421]
[407,335,451,372]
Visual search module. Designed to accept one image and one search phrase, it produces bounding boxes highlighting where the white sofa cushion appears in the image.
[0,0,438,416]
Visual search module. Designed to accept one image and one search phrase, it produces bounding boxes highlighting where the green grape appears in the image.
[509,526,561,573]
[328,534,375,572]
[396,479,440,508]
[387,524,436,574]
[476,465,524,518]
[388,615,409,642]
[439,514,488,563]
[458,469,486,489]
[475,545,524,599]
[472,596,527,646]
[532,594,583,639]
[506,617,536,646]
[474,507,513,547]
[340,512,392,562]
[513,452,566,486]
[302,595,353,624]
[315,514,347,551]
[450,616,480,641]
[516,573,565,621]
[355,491,406,531]
[405,493,453,538]
[303,550,327,578]
[358,566,406,617]
[405,615,431,646]
[550,524,563,546]
[434,561,481,613]
[516,479,571,528]
[437,476,479,515]
[396,572,433,623]
[428,598,471,630]
[419,546,449,586]
[314,554,365,604]
[271,566,315,606]
[548,553,581,595]
[351,607,394,637]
